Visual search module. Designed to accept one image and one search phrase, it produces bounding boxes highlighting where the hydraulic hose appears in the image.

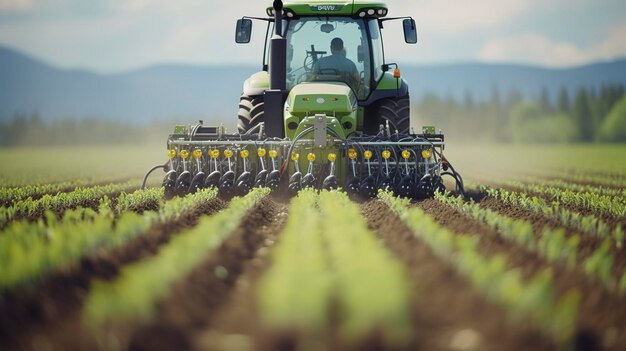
[141,164,166,190]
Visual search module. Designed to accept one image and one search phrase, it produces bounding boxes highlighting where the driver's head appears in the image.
[330,37,344,54]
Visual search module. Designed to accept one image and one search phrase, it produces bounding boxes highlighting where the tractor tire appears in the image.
[237,94,265,134]
[364,96,411,135]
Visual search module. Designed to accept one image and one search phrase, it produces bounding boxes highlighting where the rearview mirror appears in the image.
[357,45,364,63]
[402,18,417,44]
[235,18,252,44]
[321,23,335,33]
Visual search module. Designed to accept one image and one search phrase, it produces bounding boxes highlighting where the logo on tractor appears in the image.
[316,98,325,104]
[311,5,342,11]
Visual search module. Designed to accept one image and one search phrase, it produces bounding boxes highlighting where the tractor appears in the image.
[143,0,465,199]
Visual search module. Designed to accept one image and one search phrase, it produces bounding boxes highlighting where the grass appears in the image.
[445,143,626,179]
[0,143,165,186]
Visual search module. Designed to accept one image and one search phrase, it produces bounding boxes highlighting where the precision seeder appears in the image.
[143,0,465,199]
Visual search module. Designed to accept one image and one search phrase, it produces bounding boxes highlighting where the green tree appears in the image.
[508,101,577,143]
[539,86,552,114]
[572,87,593,141]
[557,87,570,114]
[598,96,626,142]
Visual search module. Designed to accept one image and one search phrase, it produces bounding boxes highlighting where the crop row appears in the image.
[499,180,626,217]
[0,180,138,228]
[257,190,411,346]
[0,187,164,233]
[0,187,216,293]
[503,176,626,198]
[0,178,122,206]
[436,192,626,294]
[379,192,581,342]
[85,188,268,325]
[533,169,626,188]
[478,186,623,245]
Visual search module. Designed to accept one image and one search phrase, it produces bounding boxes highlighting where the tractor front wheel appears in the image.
[237,94,265,134]
[364,96,410,135]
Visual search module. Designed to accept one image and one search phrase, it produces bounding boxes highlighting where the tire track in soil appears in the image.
[420,198,626,351]
[125,197,288,351]
[467,190,626,288]
[0,197,227,351]
[361,200,553,351]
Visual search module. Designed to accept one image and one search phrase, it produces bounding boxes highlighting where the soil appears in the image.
[362,199,554,351]
[492,183,626,229]
[2,182,626,351]
[0,197,226,351]
[422,196,626,351]
[122,198,288,351]
[466,189,626,279]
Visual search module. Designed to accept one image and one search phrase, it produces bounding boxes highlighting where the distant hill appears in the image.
[1,46,625,124]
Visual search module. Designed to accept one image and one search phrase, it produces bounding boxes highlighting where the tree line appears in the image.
[413,84,626,143]
[1,84,625,146]
[0,115,178,147]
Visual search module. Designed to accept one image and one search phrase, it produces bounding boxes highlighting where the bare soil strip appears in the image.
[420,198,626,351]
[362,200,553,351]
[123,197,288,351]
[0,197,226,351]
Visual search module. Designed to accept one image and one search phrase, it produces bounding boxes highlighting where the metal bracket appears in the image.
[314,114,327,148]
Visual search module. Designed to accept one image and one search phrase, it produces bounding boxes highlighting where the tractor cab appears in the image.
[235,1,418,135]
[280,16,384,100]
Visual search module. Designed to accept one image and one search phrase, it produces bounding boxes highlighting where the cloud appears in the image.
[392,0,534,34]
[477,25,626,67]
[111,0,150,13]
[0,0,33,11]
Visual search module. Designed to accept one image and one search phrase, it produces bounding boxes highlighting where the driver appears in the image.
[312,37,359,86]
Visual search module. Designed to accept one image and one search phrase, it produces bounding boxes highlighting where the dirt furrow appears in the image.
[0,197,226,351]
[362,200,553,351]
[125,197,288,351]
[420,198,626,351]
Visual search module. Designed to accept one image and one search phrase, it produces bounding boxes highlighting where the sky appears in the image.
[0,0,625,73]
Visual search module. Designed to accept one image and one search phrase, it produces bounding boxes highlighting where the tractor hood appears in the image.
[286,82,357,117]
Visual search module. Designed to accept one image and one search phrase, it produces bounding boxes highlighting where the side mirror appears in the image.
[235,18,252,44]
[357,45,364,63]
[402,18,417,44]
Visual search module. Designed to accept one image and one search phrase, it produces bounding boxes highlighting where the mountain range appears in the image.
[1,46,625,124]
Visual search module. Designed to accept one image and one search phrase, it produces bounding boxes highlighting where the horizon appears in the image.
[0,0,625,73]
[2,44,626,75]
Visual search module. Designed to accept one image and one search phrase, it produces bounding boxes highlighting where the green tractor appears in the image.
[145,0,465,199]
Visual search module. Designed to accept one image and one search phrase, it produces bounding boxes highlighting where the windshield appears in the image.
[283,17,372,99]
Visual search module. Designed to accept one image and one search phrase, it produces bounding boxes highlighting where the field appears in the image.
[0,143,625,351]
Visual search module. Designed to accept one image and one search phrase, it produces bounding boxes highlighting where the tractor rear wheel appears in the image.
[237,94,265,134]
[364,96,410,135]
